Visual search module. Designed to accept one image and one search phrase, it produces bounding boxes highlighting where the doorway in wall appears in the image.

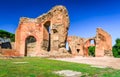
[25,36,36,56]
[43,21,51,51]
[89,39,95,57]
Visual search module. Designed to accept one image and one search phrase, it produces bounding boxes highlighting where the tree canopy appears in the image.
[88,46,95,57]
[112,38,120,57]
[0,30,15,42]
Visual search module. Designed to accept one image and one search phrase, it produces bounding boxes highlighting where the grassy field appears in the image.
[0,57,120,77]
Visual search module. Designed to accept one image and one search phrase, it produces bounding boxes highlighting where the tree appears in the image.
[88,46,95,57]
[112,38,120,57]
[0,30,15,42]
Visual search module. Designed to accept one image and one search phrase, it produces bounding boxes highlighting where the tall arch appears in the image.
[42,21,51,51]
[25,36,36,56]
[15,5,70,56]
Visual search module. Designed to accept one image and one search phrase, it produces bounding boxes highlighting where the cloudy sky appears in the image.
[0,0,120,45]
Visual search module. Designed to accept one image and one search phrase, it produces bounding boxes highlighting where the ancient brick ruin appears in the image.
[15,5,69,56]
[0,5,113,57]
[67,28,112,57]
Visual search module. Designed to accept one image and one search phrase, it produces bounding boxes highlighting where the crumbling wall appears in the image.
[37,5,70,53]
[50,6,69,52]
[67,36,96,56]
[83,39,90,56]
[67,36,84,56]
[15,5,69,56]
[67,28,112,57]
[15,18,43,56]
[95,28,112,57]
[15,5,112,57]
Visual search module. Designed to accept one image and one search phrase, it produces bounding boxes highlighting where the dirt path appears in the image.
[52,56,120,69]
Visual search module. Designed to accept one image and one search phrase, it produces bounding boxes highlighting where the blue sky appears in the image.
[0,0,120,45]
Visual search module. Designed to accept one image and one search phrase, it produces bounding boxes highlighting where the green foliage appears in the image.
[0,57,119,77]
[112,38,120,57]
[0,30,15,42]
[88,46,95,57]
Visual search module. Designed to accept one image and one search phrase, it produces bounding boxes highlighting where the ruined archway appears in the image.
[25,36,36,56]
[15,5,70,56]
[88,39,96,57]
[42,21,51,51]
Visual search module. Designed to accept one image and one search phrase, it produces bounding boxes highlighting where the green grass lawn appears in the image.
[0,57,120,77]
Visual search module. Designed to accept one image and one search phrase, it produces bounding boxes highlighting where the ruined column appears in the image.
[50,5,70,52]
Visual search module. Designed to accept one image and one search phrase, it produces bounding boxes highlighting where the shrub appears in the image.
[112,38,120,57]
[88,46,95,57]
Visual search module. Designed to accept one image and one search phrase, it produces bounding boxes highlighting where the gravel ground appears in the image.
[52,56,120,69]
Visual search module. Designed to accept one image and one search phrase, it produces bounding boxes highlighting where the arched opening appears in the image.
[89,39,95,57]
[43,21,51,51]
[66,42,71,53]
[88,46,95,57]
[25,36,36,56]
[77,49,80,53]
[66,42,69,50]
[76,43,80,53]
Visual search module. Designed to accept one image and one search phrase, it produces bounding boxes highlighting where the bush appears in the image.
[88,46,95,57]
[112,38,120,57]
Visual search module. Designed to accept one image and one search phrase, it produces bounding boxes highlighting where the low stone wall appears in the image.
[0,49,20,57]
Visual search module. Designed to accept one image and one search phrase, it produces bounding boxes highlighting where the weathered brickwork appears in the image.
[15,5,69,56]
[13,6,112,57]
[67,28,112,57]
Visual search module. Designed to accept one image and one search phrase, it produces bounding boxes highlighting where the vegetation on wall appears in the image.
[0,30,15,42]
[112,38,120,57]
[88,46,95,57]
